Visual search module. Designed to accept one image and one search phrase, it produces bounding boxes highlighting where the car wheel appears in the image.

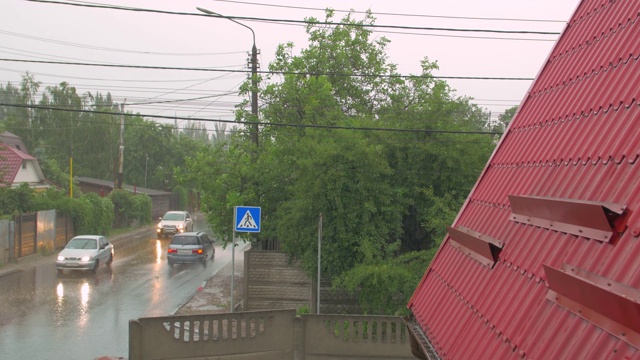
[56,268,63,275]
[106,254,113,266]
[93,260,99,272]
[167,260,173,267]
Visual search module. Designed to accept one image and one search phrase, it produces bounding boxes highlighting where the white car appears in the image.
[56,235,114,273]
[157,211,193,238]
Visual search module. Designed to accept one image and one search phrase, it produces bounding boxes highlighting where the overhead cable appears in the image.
[26,0,561,35]
[0,102,503,135]
[0,58,536,81]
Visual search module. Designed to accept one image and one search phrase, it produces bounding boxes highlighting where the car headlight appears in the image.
[57,255,65,261]
[157,223,162,228]
[81,256,91,262]
[177,224,184,229]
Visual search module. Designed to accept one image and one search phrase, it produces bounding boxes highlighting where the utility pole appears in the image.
[69,144,73,198]
[116,101,125,190]
[250,43,259,147]
[144,153,148,188]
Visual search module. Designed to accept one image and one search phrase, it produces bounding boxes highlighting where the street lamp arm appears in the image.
[197,6,260,146]
[196,7,255,46]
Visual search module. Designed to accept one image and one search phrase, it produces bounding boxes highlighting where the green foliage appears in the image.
[39,158,68,189]
[335,250,436,315]
[80,193,114,235]
[0,10,498,315]
[59,196,92,234]
[0,183,35,216]
[108,189,151,228]
[2,74,205,196]
[173,184,188,210]
[297,304,311,315]
[496,105,518,131]
[181,9,496,313]
[131,192,152,225]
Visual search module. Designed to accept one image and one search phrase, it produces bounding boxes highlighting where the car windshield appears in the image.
[66,238,97,249]
[171,236,198,246]
[163,213,185,221]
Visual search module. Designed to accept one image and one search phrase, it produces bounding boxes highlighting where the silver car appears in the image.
[56,235,114,273]
[157,211,194,238]
[167,231,215,267]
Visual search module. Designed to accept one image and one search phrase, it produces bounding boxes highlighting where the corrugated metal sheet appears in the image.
[408,1,640,358]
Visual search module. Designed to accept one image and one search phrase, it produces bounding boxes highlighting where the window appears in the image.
[21,161,26,170]
[171,236,198,246]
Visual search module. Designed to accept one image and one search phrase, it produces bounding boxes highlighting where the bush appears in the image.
[82,193,114,235]
[173,184,189,210]
[109,189,152,228]
[131,193,152,225]
[0,183,35,216]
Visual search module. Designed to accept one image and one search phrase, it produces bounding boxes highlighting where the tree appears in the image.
[498,105,518,130]
[180,10,496,314]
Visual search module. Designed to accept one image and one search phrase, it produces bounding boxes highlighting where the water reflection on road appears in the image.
[0,222,237,359]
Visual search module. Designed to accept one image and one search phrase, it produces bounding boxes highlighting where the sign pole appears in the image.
[231,206,236,313]
[317,213,322,313]
[232,205,260,313]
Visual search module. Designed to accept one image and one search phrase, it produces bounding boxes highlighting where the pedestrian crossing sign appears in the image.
[235,206,261,233]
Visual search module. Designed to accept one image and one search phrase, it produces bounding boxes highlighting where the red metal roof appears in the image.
[0,144,35,185]
[408,1,640,359]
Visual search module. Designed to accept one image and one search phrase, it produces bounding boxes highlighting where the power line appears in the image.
[0,58,536,81]
[0,29,246,57]
[0,102,503,136]
[26,0,562,36]
[209,0,567,23]
[0,66,247,83]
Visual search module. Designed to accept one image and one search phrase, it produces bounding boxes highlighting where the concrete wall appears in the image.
[129,310,415,360]
[244,251,313,312]
[244,250,363,315]
[129,309,297,360]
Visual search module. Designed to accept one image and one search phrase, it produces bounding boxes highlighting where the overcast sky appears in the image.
[1,0,580,130]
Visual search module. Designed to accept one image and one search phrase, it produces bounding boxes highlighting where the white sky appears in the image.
[1,0,580,130]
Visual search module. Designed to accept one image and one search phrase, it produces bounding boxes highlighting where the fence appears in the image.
[129,310,415,360]
[244,250,362,314]
[0,210,74,264]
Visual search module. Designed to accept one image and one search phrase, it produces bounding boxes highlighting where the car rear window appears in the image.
[171,236,199,246]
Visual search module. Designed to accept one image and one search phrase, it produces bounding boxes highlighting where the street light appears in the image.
[197,7,259,146]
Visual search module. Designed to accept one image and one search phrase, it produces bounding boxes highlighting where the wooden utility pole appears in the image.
[116,101,125,190]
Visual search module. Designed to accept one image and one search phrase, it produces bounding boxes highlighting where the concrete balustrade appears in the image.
[129,310,415,360]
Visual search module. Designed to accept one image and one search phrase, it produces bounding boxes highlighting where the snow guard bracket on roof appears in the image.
[509,195,627,242]
[447,226,504,268]
[544,264,640,349]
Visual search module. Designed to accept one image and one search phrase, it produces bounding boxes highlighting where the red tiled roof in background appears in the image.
[408,1,640,359]
[0,144,35,185]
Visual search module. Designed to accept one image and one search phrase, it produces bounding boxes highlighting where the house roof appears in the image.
[0,131,29,154]
[0,144,38,185]
[408,1,640,359]
[75,176,173,196]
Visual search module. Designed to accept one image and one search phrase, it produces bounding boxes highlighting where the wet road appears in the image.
[0,220,241,359]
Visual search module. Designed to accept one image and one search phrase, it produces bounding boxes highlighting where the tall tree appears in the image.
[173,10,497,314]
